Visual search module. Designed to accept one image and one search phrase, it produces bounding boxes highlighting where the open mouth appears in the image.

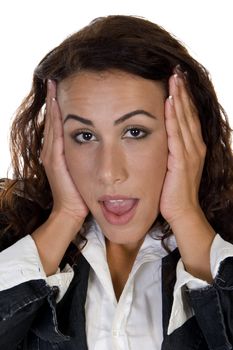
[99,198,139,225]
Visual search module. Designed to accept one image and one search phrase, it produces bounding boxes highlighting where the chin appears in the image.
[95,218,150,245]
[89,201,159,243]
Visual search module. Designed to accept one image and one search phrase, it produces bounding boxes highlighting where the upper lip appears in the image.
[98,195,138,202]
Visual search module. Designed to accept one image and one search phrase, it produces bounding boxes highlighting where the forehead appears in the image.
[57,70,166,122]
[57,69,166,101]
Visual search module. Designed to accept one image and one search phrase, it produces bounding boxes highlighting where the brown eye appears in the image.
[72,131,97,144]
[129,128,141,137]
[124,127,148,139]
[81,132,93,141]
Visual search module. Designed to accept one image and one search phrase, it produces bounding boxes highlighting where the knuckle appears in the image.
[42,158,49,167]
[199,143,207,157]
[174,128,182,138]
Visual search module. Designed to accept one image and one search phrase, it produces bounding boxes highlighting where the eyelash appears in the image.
[71,126,150,144]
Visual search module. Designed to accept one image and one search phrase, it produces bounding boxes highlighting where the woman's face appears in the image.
[57,70,168,246]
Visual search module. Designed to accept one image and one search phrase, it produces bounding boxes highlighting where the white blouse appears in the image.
[1,218,233,349]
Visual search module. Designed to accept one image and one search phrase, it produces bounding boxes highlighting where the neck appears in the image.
[105,237,145,300]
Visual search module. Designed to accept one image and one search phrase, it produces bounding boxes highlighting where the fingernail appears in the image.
[173,64,188,83]
[47,79,52,90]
[174,73,180,86]
[168,95,174,106]
[173,64,182,74]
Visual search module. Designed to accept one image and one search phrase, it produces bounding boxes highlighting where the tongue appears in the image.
[103,199,137,215]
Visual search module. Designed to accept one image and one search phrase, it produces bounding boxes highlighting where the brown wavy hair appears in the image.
[1,15,233,252]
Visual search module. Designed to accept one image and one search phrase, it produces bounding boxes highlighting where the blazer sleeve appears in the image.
[186,249,233,350]
[0,278,59,350]
[0,231,72,349]
[0,236,65,349]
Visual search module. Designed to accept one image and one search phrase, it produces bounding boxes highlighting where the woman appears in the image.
[0,15,233,349]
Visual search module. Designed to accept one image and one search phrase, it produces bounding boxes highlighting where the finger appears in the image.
[173,66,199,119]
[47,82,66,168]
[51,96,65,160]
[171,73,204,147]
[169,75,195,150]
[41,79,58,164]
[43,81,52,140]
[41,80,54,159]
[165,95,187,167]
[169,75,202,154]
[169,74,207,170]
[49,81,63,140]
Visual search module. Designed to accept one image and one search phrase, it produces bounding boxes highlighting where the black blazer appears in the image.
[1,239,233,350]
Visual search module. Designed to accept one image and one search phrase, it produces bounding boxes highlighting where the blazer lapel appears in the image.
[161,247,180,338]
[56,253,90,349]
[161,248,207,349]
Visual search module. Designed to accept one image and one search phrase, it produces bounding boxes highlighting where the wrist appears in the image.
[167,206,203,231]
[169,206,216,247]
[32,210,84,276]
[49,209,85,235]
[168,207,216,282]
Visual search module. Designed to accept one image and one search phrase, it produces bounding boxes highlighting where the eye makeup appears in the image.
[70,125,152,144]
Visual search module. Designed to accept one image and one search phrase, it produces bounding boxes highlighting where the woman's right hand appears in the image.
[40,80,90,225]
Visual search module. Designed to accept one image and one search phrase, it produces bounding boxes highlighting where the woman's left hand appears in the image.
[159,69,207,227]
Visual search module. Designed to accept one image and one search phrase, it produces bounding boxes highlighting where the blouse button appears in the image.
[112,329,120,337]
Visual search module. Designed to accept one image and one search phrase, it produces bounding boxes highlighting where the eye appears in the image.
[72,130,97,144]
[71,126,150,144]
[123,127,148,139]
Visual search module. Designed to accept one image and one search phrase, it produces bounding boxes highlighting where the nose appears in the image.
[97,143,128,186]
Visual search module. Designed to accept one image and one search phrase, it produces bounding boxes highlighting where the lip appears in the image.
[98,194,138,201]
[99,197,139,225]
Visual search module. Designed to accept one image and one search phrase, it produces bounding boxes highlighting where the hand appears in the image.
[40,80,89,224]
[159,69,207,226]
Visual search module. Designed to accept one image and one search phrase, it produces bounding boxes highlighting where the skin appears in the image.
[57,71,169,298]
[57,71,168,248]
[33,68,216,298]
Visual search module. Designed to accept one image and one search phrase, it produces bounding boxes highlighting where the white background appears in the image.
[0,0,232,178]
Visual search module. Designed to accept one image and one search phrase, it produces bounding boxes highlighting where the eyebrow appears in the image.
[63,109,157,126]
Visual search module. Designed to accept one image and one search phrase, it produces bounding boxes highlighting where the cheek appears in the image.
[143,151,167,188]
[151,137,168,175]
[137,134,168,196]
[63,138,93,191]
